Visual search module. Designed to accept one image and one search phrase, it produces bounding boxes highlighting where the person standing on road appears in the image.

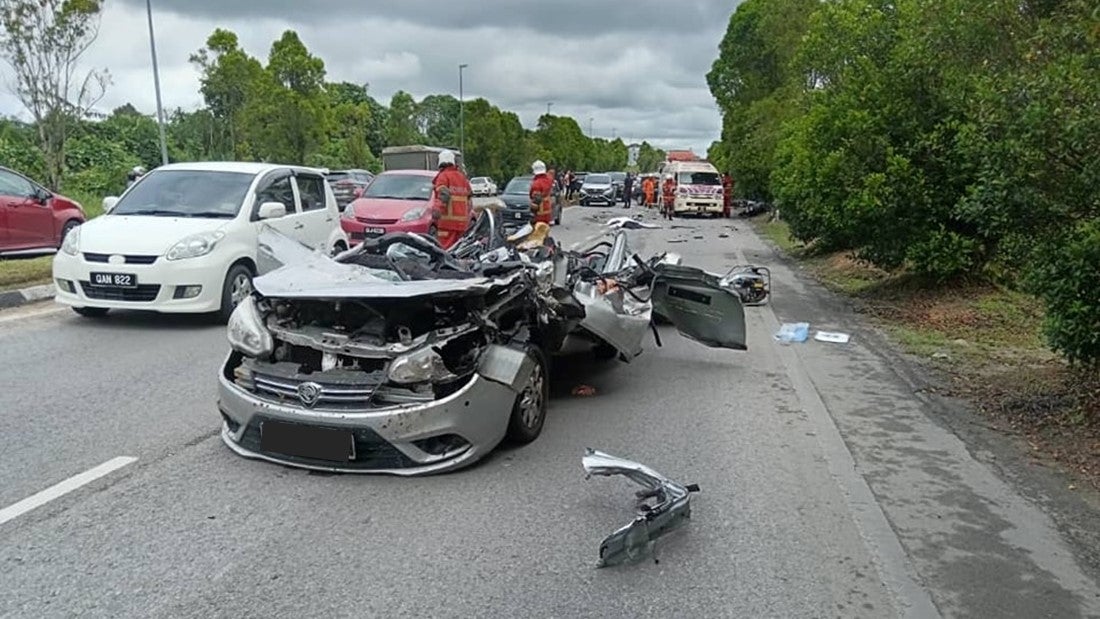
[622,173,634,208]
[662,173,677,220]
[126,166,147,189]
[642,175,655,208]
[529,160,555,225]
[722,172,734,218]
[432,149,473,249]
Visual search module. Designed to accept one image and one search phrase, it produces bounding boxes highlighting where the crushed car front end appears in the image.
[217,230,547,475]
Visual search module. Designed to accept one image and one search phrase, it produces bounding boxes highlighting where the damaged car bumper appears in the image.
[218,345,529,475]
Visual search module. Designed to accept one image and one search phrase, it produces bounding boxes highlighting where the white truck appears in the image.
[382,145,465,172]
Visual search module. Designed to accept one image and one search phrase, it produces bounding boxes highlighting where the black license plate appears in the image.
[365,227,386,236]
[90,272,137,288]
[260,420,355,461]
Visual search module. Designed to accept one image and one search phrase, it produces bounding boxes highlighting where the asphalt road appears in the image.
[2,202,1099,618]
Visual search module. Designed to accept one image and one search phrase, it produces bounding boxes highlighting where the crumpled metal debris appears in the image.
[572,385,597,397]
[582,448,700,567]
[605,216,661,230]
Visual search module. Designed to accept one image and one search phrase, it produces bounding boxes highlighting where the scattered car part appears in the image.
[720,265,771,306]
[582,448,700,568]
[815,331,851,344]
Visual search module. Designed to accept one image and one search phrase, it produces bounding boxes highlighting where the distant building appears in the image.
[627,143,641,167]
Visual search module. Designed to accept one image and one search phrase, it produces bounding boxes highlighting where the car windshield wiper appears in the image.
[119,209,193,217]
[186,211,236,219]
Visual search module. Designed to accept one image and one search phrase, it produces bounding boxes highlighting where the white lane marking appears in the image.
[0,456,138,526]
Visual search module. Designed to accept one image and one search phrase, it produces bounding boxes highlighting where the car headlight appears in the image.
[60,224,81,256]
[227,296,273,357]
[166,230,226,261]
[388,347,455,384]
[342,203,356,220]
[401,207,427,222]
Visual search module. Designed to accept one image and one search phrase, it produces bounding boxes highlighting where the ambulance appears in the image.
[662,160,724,216]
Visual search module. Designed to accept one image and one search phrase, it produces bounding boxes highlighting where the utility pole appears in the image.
[589,116,593,137]
[459,63,468,156]
[547,101,553,116]
[146,0,169,166]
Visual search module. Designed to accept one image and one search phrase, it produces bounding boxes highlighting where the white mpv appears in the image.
[52,162,349,321]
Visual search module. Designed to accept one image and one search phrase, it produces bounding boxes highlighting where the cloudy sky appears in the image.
[0,1,739,154]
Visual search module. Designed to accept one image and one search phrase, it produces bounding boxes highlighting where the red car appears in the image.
[340,170,443,245]
[0,166,86,255]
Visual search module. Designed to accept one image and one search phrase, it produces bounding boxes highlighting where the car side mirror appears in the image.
[102,196,119,213]
[34,188,51,204]
[258,202,287,219]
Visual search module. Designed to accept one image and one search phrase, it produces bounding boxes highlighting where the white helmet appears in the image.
[438,149,456,167]
[665,173,673,180]
[532,160,546,175]
[133,165,146,175]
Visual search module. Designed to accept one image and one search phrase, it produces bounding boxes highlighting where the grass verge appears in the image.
[0,255,54,292]
[753,215,1100,490]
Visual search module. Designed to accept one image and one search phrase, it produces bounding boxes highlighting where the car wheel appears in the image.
[59,219,80,247]
[73,306,108,318]
[331,241,348,257]
[218,263,253,323]
[505,346,549,445]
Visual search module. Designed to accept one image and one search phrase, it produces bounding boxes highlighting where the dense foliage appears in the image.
[1,27,662,203]
[708,0,1100,366]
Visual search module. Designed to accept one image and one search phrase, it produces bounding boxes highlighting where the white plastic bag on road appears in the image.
[774,322,810,343]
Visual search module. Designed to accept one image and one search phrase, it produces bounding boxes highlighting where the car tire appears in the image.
[59,219,81,247]
[73,306,108,318]
[505,346,549,445]
[331,241,348,257]
[218,263,253,323]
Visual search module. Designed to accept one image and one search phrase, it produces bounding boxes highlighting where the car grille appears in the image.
[79,282,161,302]
[251,368,382,409]
[83,253,158,265]
[356,217,398,225]
[238,416,418,470]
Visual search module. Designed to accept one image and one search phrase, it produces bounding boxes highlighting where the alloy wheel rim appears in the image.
[520,364,544,428]
[230,273,251,305]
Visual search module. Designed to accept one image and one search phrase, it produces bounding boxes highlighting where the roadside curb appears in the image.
[0,283,55,310]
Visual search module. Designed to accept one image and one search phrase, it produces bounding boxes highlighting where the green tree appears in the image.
[384,90,422,146]
[240,30,329,164]
[190,29,263,158]
[416,94,461,146]
[0,0,109,190]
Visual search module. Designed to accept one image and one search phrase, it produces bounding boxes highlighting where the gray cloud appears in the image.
[0,0,741,154]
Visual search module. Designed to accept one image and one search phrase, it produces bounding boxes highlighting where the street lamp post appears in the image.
[547,101,553,116]
[145,0,169,166]
[459,63,468,156]
[589,117,594,137]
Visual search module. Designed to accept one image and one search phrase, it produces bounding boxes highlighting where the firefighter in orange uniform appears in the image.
[529,159,554,225]
[642,175,655,208]
[431,149,472,249]
[662,173,677,220]
[722,172,734,218]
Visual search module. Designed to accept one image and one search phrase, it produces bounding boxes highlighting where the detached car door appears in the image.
[291,172,337,250]
[651,263,748,351]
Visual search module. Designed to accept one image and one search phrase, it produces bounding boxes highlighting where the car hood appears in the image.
[500,193,529,208]
[352,198,429,220]
[78,215,233,255]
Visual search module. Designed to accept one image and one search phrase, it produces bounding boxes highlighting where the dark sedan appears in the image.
[499,176,562,226]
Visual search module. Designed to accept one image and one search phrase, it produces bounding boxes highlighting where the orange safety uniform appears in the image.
[722,173,734,218]
[662,178,677,219]
[432,166,472,249]
[529,172,554,225]
[643,177,655,207]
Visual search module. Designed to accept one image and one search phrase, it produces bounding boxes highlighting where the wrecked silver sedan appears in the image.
[217,214,748,475]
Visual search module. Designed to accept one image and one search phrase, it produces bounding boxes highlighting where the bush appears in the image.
[1029,221,1100,368]
[906,227,982,282]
